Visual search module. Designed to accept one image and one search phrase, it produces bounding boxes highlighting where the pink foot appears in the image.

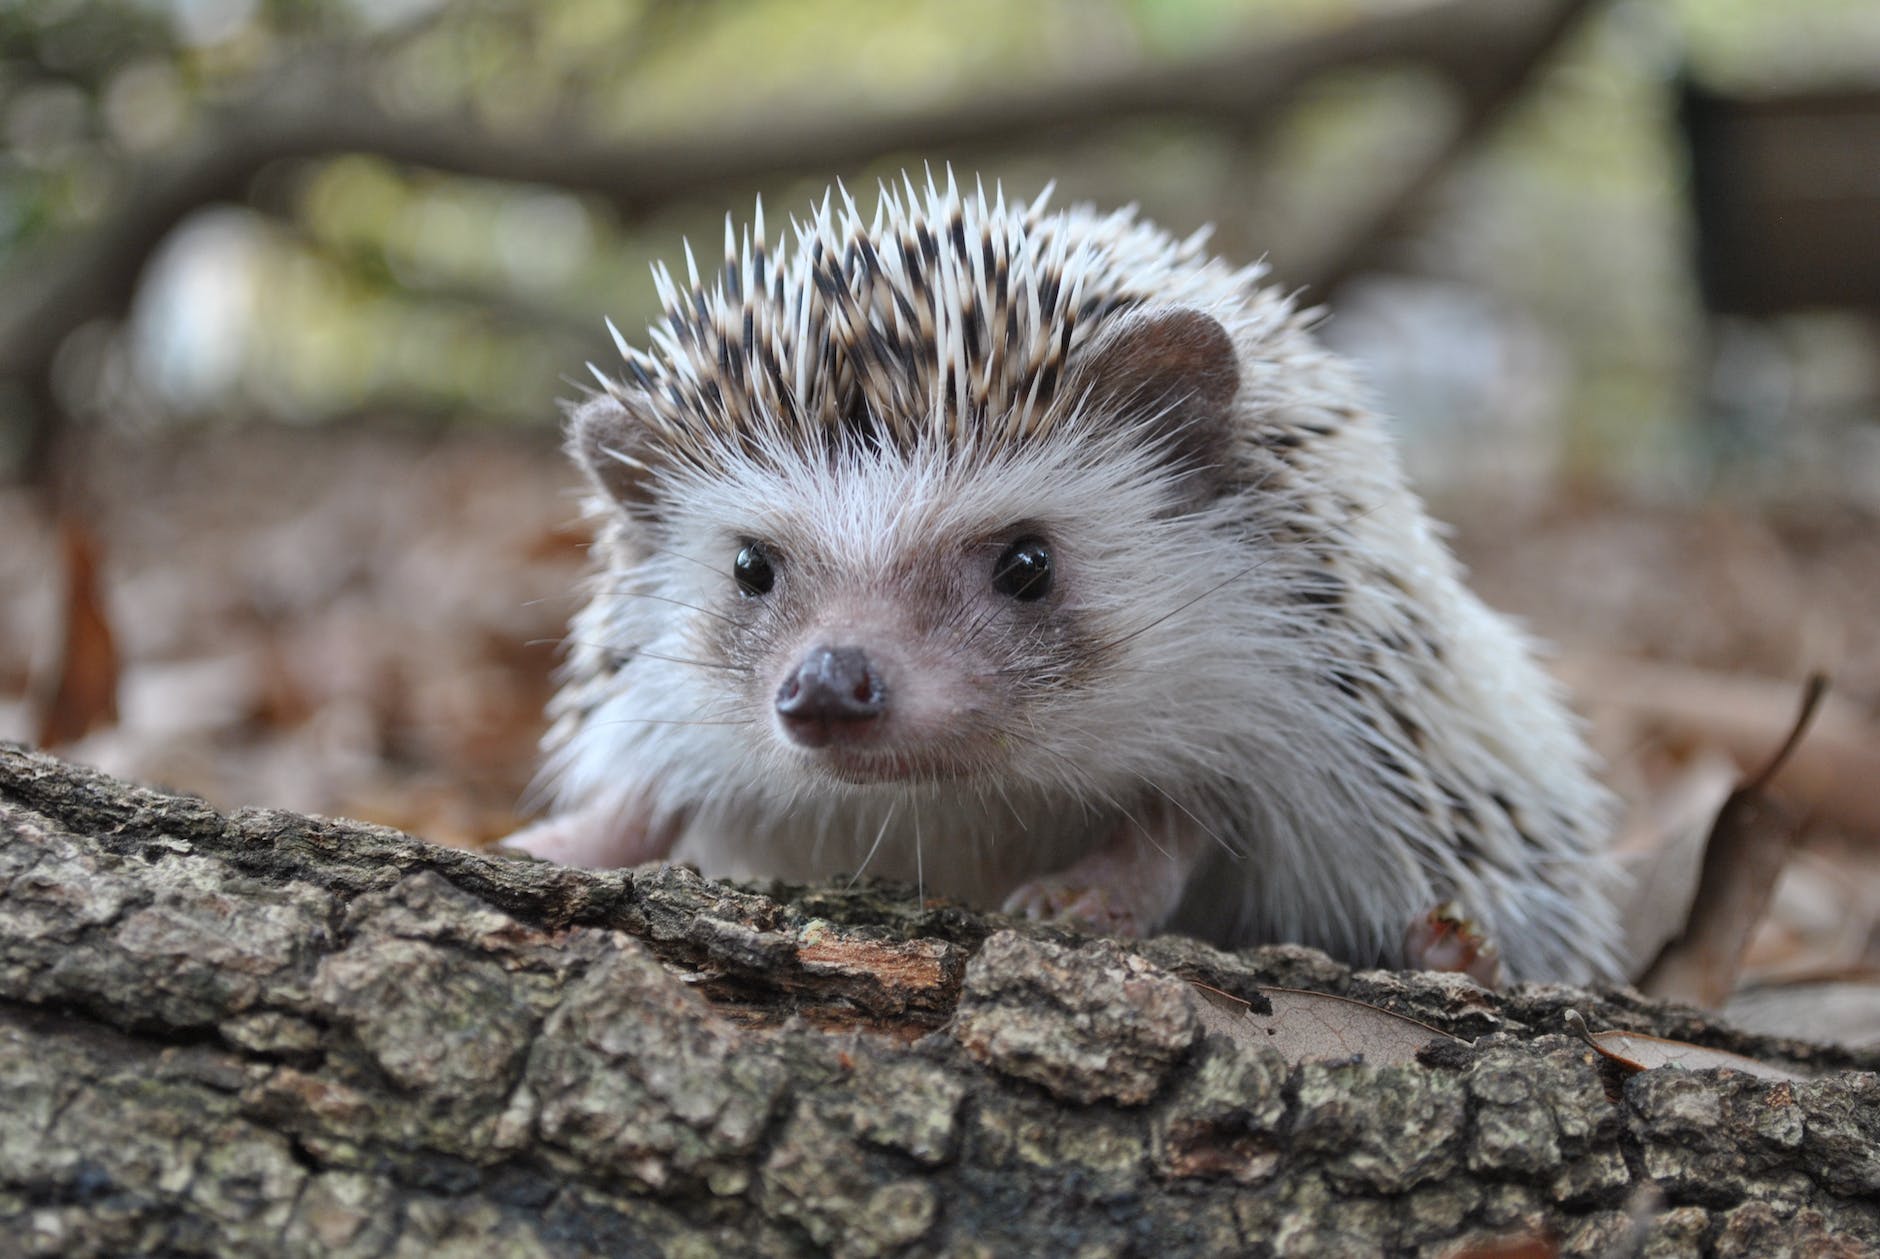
[497,801,681,870]
[1003,878,1154,937]
[1404,902,1503,987]
[1002,806,1211,938]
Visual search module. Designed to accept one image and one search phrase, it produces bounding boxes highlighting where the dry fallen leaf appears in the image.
[1738,844,1880,985]
[1610,750,1740,982]
[1193,984,1463,1065]
[1639,677,1826,1008]
[1561,654,1880,837]
[36,520,119,748]
[1564,1009,1807,1081]
[1725,979,1880,1049]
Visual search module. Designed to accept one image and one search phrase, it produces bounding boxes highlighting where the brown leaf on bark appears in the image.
[35,521,119,748]
[1192,983,1464,1065]
[1565,1010,1807,1082]
[1638,676,1826,1008]
[1443,1234,1558,1259]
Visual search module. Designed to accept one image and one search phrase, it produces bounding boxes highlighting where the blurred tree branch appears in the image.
[0,0,1592,484]
[1304,0,1597,293]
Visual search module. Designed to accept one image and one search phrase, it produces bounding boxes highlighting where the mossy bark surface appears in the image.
[2,744,1876,1257]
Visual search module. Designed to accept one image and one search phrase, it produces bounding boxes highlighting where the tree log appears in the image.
[2,743,1876,1257]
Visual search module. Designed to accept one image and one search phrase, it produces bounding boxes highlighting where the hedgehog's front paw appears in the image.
[496,801,681,870]
[496,814,622,868]
[1404,902,1503,987]
[1002,878,1152,937]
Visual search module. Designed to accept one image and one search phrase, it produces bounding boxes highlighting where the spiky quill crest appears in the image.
[545,171,1623,984]
[583,170,1285,493]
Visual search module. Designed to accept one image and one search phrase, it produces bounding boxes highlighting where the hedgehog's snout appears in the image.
[774,645,887,748]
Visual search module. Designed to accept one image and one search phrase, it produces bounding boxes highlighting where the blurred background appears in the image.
[1,0,1877,1028]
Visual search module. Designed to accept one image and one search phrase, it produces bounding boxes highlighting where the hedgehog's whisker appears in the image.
[1133,775,1245,862]
[597,588,742,626]
[632,649,750,674]
[992,777,1028,833]
[997,725,1166,861]
[847,800,898,888]
[997,723,1099,820]
[643,543,729,580]
[1090,504,1383,656]
[548,638,751,675]
[950,547,1042,651]
[580,697,757,733]
[586,716,757,729]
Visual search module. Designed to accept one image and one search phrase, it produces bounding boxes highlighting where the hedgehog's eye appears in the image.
[734,541,777,597]
[993,537,1052,601]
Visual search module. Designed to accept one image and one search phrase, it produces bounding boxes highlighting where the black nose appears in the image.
[775,646,886,746]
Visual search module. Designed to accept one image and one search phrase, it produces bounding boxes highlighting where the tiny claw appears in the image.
[1003,878,1149,938]
[1405,902,1504,988]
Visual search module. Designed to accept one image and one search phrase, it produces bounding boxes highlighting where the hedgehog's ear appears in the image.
[1073,307,1240,498]
[569,390,663,516]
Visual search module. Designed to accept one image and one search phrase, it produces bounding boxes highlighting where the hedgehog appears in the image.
[504,172,1622,985]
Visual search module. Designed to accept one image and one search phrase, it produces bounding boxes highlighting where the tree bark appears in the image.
[2,743,1875,1258]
